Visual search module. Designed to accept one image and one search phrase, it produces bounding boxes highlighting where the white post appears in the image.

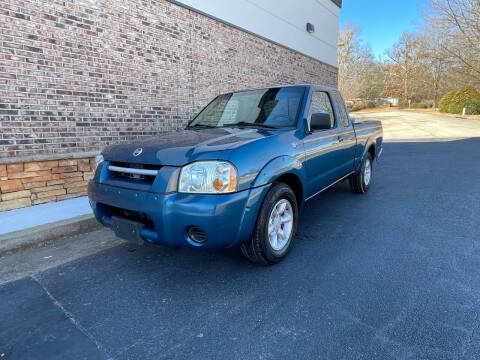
[462,107,466,116]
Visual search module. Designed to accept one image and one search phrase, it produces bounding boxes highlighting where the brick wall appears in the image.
[0,158,95,211]
[0,0,338,210]
[1,0,337,159]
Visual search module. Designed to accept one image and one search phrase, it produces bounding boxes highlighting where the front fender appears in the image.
[252,155,307,193]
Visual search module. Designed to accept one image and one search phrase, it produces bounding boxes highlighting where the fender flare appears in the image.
[356,137,376,172]
[252,155,307,197]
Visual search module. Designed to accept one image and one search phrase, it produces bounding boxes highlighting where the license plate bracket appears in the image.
[111,215,145,245]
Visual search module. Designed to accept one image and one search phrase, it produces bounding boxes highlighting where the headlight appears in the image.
[178,161,237,194]
[94,154,104,168]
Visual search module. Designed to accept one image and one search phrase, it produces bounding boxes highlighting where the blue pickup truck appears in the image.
[88,85,382,264]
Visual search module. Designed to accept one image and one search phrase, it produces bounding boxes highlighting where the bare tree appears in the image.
[383,32,420,105]
[424,0,480,82]
[341,2,479,107]
[415,29,451,108]
[338,24,381,100]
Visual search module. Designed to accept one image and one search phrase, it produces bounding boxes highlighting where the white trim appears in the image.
[243,0,337,50]
[313,0,341,18]
[169,0,339,67]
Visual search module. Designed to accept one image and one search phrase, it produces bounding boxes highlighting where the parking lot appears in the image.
[1,110,480,359]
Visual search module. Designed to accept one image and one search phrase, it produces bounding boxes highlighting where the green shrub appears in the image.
[439,87,480,114]
[466,98,480,115]
[412,103,427,109]
[439,90,456,113]
[450,87,480,113]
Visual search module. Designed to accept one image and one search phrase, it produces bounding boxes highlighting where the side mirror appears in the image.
[310,113,333,131]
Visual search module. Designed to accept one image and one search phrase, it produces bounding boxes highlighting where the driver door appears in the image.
[303,91,344,197]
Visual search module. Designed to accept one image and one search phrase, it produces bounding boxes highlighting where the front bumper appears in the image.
[88,181,269,249]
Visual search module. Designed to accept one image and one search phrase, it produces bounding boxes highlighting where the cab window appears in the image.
[309,91,335,129]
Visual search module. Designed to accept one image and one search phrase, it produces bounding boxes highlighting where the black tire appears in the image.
[241,183,298,265]
[350,153,373,194]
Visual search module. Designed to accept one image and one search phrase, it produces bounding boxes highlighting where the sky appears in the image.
[339,0,425,60]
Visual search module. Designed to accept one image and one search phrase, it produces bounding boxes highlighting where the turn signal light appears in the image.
[213,178,223,190]
[228,167,236,192]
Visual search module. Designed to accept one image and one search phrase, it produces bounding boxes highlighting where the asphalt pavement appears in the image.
[1,111,480,360]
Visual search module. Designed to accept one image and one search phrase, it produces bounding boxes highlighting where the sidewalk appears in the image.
[0,197,101,255]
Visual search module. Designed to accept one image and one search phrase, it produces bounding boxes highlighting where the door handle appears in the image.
[337,136,345,142]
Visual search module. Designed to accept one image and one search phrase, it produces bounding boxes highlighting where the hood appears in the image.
[102,127,277,166]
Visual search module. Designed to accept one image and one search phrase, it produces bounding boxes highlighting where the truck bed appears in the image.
[352,118,383,159]
[352,119,382,131]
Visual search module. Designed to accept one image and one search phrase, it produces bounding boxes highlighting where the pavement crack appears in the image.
[31,275,113,360]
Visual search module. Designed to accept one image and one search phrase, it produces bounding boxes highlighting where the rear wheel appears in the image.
[350,153,373,194]
[241,183,298,265]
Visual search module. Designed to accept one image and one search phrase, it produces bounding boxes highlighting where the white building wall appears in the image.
[172,0,340,67]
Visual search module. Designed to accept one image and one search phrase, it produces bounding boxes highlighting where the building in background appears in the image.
[0,0,341,211]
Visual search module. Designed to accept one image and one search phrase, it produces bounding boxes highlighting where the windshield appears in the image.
[188,86,305,129]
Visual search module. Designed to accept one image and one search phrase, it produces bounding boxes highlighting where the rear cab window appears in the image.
[332,91,350,127]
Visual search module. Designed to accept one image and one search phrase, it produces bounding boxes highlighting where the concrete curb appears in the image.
[0,214,102,256]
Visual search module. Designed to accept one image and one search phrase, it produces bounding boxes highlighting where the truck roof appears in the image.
[230,84,339,94]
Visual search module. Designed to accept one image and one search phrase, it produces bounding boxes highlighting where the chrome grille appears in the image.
[108,162,161,181]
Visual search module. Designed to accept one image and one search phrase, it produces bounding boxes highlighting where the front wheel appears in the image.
[241,183,298,265]
[350,153,373,194]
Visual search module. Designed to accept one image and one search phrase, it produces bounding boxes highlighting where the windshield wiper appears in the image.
[223,122,279,129]
[187,124,217,129]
